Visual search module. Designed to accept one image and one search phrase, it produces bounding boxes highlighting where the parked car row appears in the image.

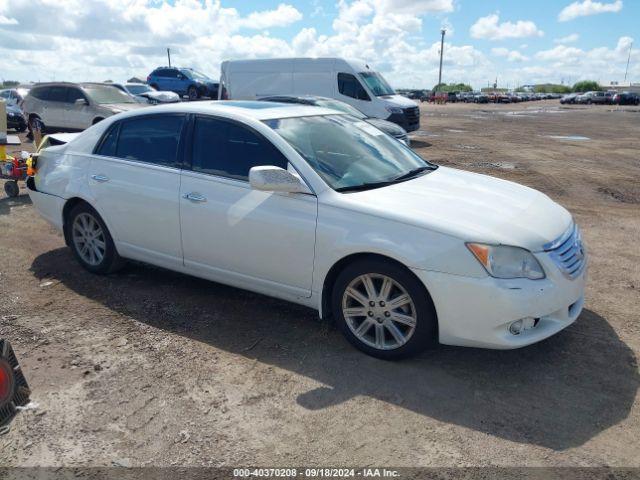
[560,91,639,105]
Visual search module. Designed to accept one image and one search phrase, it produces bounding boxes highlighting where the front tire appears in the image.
[331,258,437,359]
[67,203,124,274]
[187,86,199,101]
[4,181,19,198]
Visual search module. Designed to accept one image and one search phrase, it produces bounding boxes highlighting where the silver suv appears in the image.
[22,82,146,131]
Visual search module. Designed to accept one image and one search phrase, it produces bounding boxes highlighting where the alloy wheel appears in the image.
[72,212,106,266]
[342,273,417,350]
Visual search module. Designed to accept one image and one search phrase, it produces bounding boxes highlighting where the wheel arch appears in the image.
[61,197,115,249]
[319,252,436,323]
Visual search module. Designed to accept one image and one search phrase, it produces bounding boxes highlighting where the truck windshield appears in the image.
[359,72,395,96]
[265,114,436,192]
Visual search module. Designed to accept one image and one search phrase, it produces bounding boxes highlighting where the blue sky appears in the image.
[1,0,637,89]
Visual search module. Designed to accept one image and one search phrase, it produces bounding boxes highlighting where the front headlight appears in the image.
[467,243,545,280]
[385,106,403,114]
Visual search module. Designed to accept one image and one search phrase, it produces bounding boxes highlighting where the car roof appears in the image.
[112,100,343,121]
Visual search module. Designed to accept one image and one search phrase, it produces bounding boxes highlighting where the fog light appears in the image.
[509,320,523,335]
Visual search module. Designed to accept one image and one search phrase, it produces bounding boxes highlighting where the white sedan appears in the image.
[27,101,586,359]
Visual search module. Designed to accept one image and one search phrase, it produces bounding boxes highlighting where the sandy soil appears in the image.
[1,100,639,468]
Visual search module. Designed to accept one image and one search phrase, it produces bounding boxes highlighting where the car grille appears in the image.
[543,224,586,279]
[404,106,420,125]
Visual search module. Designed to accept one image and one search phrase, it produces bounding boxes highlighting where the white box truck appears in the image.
[218,57,420,132]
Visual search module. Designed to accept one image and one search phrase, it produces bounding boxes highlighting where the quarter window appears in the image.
[96,124,119,157]
[114,115,185,167]
[191,116,287,181]
[337,73,370,101]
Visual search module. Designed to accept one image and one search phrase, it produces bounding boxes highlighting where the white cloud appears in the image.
[491,47,529,62]
[376,0,454,15]
[470,13,544,40]
[558,0,623,22]
[239,3,303,30]
[554,33,580,44]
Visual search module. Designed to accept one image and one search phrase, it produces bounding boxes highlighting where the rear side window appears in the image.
[191,116,287,181]
[115,115,185,167]
[96,124,119,157]
[338,73,370,101]
[47,86,67,103]
[30,87,49,101]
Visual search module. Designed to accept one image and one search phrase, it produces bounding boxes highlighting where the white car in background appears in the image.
[26,101,586,359]
[110,83,180,104]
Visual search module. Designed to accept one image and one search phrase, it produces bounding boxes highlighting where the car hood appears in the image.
[365,118,407,136]
[139,91,180,102]
[377,94,418,109]
[336,166,572,251]
[103,103,146,112]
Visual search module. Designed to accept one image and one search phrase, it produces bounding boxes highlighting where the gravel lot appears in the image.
[1,100,639,468]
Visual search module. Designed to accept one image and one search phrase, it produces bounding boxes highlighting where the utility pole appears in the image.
[167,48,171,67]
[624,41,633,82]
[437,29,446,90]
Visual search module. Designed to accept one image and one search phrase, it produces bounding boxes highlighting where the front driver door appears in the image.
[179,115,317,299]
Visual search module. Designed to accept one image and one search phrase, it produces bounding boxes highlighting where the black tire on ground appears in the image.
[29,116,44,133]
[188,86,198,101]
[16,123,27,133]
[66,202,125,275]
[331,258,438,360]
[4,181,19,198]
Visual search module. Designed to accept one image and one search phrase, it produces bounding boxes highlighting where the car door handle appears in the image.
[91,174,109,182]
[182,192,207,203]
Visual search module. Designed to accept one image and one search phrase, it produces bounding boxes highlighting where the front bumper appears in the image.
[412,253,587,349]
[386,107,420,132]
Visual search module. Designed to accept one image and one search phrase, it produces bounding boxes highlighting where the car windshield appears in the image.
[181,69,210,81]
[313,99,366,119]
[265,114,436,192]
[126,84,153,95]
[358,71,395,96]
[83,85,136,104]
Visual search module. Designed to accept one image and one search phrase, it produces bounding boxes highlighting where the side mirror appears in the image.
[249,166,312,194]
[75,98,88,106]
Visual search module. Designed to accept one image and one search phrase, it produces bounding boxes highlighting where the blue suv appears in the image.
[147,67,219,100]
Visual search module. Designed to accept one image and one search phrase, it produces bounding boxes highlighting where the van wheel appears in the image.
[29,116,44,133]
[188,86,198,101]
[331,258,437,360]
[67,203,124,274]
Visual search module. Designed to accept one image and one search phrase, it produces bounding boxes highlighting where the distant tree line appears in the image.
[1,80,20,88]
[432,82,473,92]
[514,80,602,94]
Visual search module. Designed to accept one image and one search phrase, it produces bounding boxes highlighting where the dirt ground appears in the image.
[1,100,639,468]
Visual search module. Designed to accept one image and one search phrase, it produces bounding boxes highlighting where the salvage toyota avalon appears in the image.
[27,101,587,359]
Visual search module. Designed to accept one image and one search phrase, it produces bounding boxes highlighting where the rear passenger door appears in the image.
[65,87,93,130]
[42,86,68,128]
[89,114,186,269]
[179,115,317,299]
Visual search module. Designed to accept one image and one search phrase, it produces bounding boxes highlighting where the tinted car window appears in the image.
[30,87,49,101]
[66,88,86,104]
[115,115,185,167]
[47,86,67,103]
[96,124,119,157]
[191,116,287,181]
[338,73,370,101]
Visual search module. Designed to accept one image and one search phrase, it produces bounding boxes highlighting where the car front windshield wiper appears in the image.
[391,165,437,182]
[335,165,437,193]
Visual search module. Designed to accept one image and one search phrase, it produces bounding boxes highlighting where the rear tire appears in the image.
[66,203,124,274]
[331,258,437,360]
[4,181,19,198]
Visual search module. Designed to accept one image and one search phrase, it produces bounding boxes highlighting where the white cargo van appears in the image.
[218,58,420,132]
